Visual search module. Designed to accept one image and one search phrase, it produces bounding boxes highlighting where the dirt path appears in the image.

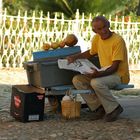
[0,68,140,140]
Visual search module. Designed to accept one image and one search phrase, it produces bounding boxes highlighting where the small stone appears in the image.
[88,136,95,140]
[134,128,140,133]
[8,125,13,128]
[57,132,63,136]
[135,138,140,140]
[49,133,57,138]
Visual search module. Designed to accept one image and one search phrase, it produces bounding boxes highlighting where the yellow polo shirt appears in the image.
[90,32,130,84]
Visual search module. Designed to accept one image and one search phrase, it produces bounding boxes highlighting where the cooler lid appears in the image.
[33,46,81,60]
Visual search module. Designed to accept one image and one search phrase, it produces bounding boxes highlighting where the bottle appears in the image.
[62,95,72,101]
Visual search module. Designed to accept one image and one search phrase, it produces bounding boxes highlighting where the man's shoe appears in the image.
[92,105,105,120]
[104,105,123,122]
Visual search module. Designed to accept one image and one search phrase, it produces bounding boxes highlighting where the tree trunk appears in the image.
[136,0,140,16]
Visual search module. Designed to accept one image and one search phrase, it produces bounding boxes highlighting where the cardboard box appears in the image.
[10,85,45,122]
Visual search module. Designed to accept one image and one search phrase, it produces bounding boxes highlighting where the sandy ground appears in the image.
[0,68,140,140]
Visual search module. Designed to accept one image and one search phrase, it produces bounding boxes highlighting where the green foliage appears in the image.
[3,0,25,15]
[3,0,140,17]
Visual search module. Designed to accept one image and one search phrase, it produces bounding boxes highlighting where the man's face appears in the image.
[92,20,111,40]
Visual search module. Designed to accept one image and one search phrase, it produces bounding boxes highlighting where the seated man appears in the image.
[66,16,130,122]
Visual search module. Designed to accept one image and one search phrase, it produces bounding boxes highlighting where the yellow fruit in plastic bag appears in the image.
[59,41,65,48]
[43,43,51,51]
[64,34,78,47]
[51,42,59,49]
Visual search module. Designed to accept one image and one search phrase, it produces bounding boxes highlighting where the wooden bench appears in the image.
[49,83,134,95]
[46,83,134,111]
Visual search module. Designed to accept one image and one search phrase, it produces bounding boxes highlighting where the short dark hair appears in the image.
[92,16,110,28]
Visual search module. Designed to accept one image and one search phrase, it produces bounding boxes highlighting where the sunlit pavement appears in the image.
[118,97,140,121]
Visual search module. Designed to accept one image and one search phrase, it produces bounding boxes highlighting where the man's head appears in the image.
[92,16,112,40]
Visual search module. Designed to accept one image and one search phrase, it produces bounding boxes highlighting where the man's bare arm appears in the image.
[86,60,121,78]
[66,50,92,63]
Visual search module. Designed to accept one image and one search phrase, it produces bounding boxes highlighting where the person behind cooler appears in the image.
[66,16,130,122]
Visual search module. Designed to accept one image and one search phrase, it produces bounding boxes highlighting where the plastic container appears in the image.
[61,100,81,119]
[23,60,79,88]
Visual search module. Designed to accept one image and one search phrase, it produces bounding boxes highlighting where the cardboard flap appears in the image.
[13,85,45,94]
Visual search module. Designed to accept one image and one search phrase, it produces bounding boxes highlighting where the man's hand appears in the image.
[84,68,99,78]
[66,50,92,64]
[66,56,76,64]
[85,60,121,78]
